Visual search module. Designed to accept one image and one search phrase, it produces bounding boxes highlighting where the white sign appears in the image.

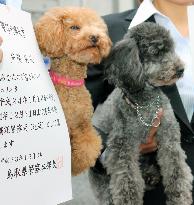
[188,5,194,64]
[0,5,72,205]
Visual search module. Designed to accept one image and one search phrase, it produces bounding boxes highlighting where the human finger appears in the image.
[0,49,3,63]
[0,36,3,46]
[140,137,158,154]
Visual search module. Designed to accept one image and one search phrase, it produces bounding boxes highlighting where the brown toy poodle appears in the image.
[34,7,112,176]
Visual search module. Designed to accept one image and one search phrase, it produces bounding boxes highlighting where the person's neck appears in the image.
[153,0,190,37]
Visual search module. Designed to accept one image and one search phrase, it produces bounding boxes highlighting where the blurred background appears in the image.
[22,0,137,22]
[22,0,137,204]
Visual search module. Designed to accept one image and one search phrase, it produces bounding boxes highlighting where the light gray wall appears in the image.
[22,0,136,23]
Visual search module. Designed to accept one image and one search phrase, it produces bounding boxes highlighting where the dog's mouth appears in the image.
[76,45,100,53]
[91,41,98,47]
[150,70,184,87]
[163,78,178,86]
[86,44,99,49]
[149,77,178,87]
[68,45,102,64]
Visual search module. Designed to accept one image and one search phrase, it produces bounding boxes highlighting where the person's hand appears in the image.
[0,36,3,63]
[139,108,163,154]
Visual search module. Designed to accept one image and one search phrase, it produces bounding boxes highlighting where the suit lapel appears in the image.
[123,9,137,33]
[122,10,193,133]
[161,86,193,132]
[189,109,194,131]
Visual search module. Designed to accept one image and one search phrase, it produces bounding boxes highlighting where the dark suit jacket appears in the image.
[86,9,194,205]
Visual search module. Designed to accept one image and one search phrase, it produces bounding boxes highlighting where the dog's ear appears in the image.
[147,39,164,55]
[104,37,145,92]
[136,23,174,56]
[147,37,173,56]
[34,7,67,57]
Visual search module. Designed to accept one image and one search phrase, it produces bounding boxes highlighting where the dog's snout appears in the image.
[176,68,184,78]
[89,35,99,44]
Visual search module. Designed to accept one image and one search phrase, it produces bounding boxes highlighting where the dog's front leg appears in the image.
[104,127,145,205]
[71,123,102,176]
[157,125,193,205]
[88,169,114,205]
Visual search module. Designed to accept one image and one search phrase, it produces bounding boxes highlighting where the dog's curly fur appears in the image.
[34,7,112,176]
[89,22,193,205]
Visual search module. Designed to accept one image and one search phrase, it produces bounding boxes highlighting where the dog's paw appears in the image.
[71,130,102,176]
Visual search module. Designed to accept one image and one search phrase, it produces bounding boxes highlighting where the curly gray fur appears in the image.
[89,22,193,205]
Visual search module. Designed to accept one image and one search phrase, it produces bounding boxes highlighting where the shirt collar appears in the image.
[129,0,165,29]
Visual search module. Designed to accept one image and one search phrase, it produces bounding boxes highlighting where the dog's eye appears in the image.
[70,25,80,30]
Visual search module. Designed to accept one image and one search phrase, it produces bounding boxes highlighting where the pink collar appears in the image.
[49,71,85,87]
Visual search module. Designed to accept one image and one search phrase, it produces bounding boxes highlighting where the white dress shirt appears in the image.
[129,0,194,121]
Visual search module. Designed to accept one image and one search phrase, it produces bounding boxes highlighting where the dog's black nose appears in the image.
[90,35,99,44]
[176,68,184,77]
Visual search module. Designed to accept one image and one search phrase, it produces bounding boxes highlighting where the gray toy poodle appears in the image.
[89,22,193,205]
